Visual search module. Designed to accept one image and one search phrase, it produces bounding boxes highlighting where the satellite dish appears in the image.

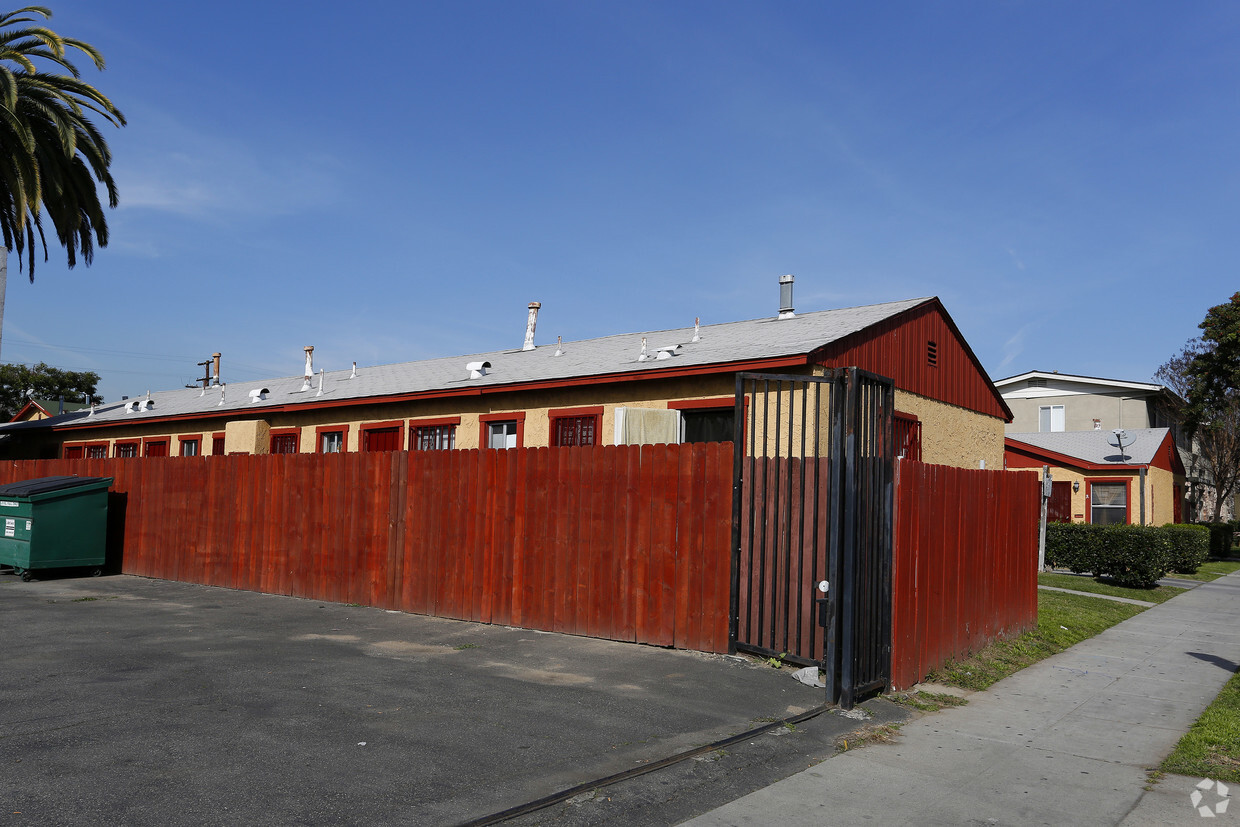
[1107,429,1136,461]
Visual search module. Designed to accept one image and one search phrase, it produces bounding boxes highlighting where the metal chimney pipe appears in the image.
[212,353,222,385]
[523,302,541,351]
[304,345,314,379]
[778,274,795,319]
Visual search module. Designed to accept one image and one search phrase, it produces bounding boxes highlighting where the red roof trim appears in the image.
[9,400,51,422]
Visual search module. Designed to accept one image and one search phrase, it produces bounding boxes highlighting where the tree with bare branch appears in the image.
[1158,293,1240,523]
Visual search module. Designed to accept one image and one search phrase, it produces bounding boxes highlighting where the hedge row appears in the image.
[1046,523,1210,588]
[1194,522,1236,556]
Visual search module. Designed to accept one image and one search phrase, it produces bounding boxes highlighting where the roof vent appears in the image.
[523,302,541,351]
[467,360,491,379]
[655,344,682,361]
[638,337,649,362]
[554,336,563,357]
[692,317,701,343]
[778,274,795,319]
[302,345,315,391]
[248,387,270,403]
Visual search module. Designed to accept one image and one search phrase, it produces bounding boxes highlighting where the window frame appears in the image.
[179,435,202,457]
[269,428,301,454]
[409,416,460,451]
[115,440,140,458]
[1087,478,1131,525]
[315,425,347,454]
[142,438,169,458]
[479,412,526,450]
[360,420,404,452]
[62,444,84,459]
[894,411,922,461]
[668,398,738,445]
[549,406,602,448]
[1038,404,1066,433]
[211,432,226,456]
[85,441,109,459]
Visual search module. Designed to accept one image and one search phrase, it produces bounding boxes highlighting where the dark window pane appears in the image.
[682,409,734,444]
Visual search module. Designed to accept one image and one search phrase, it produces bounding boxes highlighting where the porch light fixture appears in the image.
[1073,481,1080,493]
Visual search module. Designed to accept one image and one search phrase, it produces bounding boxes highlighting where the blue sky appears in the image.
[3,1,1237,405]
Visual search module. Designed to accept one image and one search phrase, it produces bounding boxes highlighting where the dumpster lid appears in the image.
[0,476,112,497]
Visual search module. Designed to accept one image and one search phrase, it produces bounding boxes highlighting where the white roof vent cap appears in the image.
[655,344,683,361]
[248,387,270,403]
[467,360,492,379]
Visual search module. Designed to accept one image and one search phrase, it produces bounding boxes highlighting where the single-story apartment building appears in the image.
[1004,427,1186,525]
[0,285,1013,468]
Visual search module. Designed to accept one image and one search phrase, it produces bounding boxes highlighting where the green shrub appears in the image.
[1161,524,1209,574]
[1046,522,1171,588]
[1045,522,1103,573]
[1095,525,1170,588]
[1197,522,1236,557]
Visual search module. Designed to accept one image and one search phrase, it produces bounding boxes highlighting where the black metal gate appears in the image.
[729,368,894,709]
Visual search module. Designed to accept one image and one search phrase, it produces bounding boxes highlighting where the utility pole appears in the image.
[1038,465,1051,571]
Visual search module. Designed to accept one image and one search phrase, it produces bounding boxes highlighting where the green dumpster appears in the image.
[0,476,113,582]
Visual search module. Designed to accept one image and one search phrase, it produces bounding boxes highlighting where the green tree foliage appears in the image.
[0,6,125,280]
[1158,293,1240,523]
[0,360,98,418]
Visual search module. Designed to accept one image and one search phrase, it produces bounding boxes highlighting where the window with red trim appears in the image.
[894,412,921,461]
[115,442,139,458]
[86,444,108,459]
[270,431,299,454]
[63,445,83,459]
[144,440,168,457]
[362,426,401,452]
[552,415,598,447]
[411,424,456,450]
[180,439,200,457]
[480,412,525,449]
[1089,481,1128,525]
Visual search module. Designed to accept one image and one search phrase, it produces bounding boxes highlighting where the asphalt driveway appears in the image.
[0,572,895,826]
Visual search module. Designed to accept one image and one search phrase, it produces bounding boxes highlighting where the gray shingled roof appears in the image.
[3,297,930,431]
[1006,428,1170,466]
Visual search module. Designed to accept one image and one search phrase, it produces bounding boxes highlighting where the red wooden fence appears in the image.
[890,460,1040,690]
[0,443,734,654]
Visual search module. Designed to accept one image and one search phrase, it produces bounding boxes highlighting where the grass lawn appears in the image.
[1161,668,1240,784]
[1164,560,1240,582]
[930,590,1147,691]
[1038,572,1186,604]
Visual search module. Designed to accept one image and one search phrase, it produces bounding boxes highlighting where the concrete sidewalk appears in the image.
[684,571,1240,826]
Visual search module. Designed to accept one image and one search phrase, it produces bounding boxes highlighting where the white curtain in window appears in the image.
[615,408,680,445]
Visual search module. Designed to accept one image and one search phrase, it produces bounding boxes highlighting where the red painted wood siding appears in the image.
[816,301,1010,420]
[0,445,733,654]
[890,460,1039,690]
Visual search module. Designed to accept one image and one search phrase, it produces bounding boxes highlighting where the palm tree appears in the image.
[0,5,125,282]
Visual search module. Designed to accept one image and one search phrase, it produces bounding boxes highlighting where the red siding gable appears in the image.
[812,299,1011,420]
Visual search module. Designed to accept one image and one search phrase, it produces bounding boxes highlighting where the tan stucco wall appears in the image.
[895,390,1005,471]
[1015,464,1185,525]
[225,420,271,455]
